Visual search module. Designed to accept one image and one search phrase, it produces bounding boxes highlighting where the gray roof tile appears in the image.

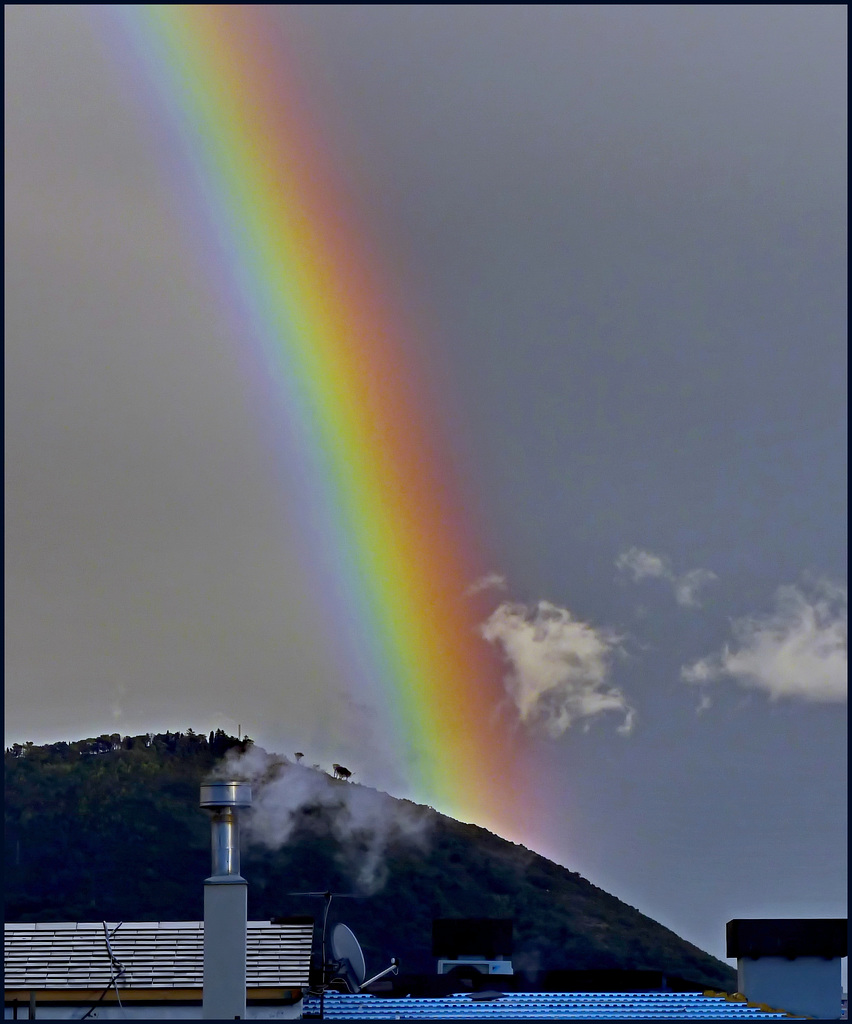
[4,922,312,990]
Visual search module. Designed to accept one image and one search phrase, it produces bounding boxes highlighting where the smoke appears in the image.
[681,577,847,703]
[217,745,431,893]
[616,547,717,608]
[480,600,635,736]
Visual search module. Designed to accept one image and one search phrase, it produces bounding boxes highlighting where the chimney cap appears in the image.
[200,781,252,809]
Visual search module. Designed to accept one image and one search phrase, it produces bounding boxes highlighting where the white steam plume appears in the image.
[681,578,847,703]
[217,745,430,893]
[616,547,717,608]
[480,600,635,736]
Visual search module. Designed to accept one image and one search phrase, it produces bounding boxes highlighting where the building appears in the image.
[727,918,847,1021]
[8,918,844,1020]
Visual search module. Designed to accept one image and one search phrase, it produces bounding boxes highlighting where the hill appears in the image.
[4,732,735,991]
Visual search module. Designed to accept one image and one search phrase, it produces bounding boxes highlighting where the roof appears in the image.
[727,918,848,959]
[4,921,312,991]
[304,991,803,1019]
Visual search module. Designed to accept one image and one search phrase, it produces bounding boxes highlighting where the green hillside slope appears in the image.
[4,732,735,991]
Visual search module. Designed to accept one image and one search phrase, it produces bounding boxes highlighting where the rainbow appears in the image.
[102,5,539,844]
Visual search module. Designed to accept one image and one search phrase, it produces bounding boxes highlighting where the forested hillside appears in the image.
[5,733,735,991]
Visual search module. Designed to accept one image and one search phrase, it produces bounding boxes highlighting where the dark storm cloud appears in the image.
[277,6,847,970]
[283,5,846,600]
[5,4,846,979]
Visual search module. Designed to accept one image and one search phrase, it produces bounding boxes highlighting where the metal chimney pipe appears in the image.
[200,781,252,1020]
[200,781,250,877]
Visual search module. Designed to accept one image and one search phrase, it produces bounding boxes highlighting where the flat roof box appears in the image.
[432,919,513,959]
[726,919,847,960]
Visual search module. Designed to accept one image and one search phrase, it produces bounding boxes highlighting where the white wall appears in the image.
[738,956,843,1020]
[3,1001,302,1020]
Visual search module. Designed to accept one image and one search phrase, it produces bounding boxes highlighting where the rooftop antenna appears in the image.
[80,923,126,1020]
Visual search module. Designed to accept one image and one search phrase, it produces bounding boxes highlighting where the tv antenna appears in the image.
[279,890,398,1017]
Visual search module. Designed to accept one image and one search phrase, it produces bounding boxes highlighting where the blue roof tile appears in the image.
[303,991,802,1019]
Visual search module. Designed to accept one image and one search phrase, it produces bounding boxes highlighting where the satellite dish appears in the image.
[278,889,398,1000]
[330,922,366,993]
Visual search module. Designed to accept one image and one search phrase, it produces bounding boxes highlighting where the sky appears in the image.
[5,5,846,978]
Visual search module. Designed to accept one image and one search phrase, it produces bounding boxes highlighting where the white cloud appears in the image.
[480,600,634,736]
[673,568,719,608]
[681,578,847,703]
[695,692,713,715]
[616,548,668,581]
[616,547,717,607]
[465,572,508,597]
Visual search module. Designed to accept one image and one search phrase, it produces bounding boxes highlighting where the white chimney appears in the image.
[727,918,847,1019]
[200,781,252,1020]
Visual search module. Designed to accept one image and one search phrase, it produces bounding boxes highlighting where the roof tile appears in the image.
[302,991,804,1020]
